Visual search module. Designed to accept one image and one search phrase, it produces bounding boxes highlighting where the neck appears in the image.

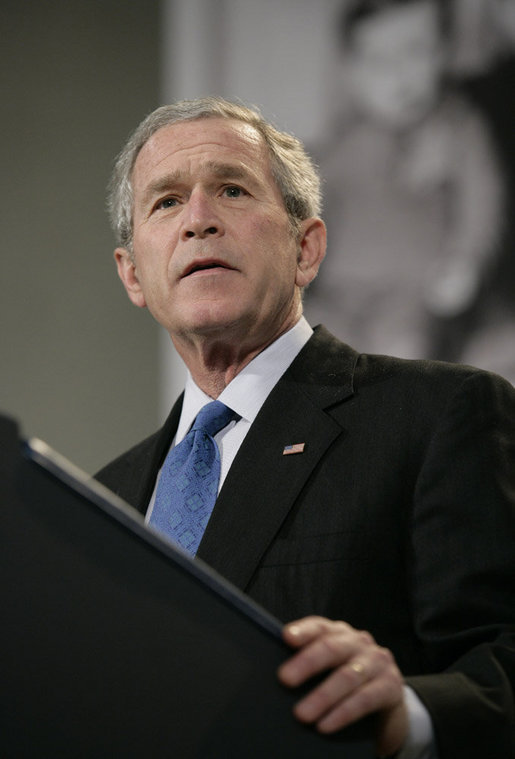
[171,310,302,398]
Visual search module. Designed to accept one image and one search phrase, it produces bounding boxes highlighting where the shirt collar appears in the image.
[176,316,313,443]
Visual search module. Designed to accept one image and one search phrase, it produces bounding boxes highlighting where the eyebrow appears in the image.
[207,162,252,181]
[140,162,257,207]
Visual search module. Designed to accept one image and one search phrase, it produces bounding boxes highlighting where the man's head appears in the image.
[108,97,322,255]
[110,99,326,364]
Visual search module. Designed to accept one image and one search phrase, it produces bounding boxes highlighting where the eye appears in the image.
[223,185,246,199]
[155,196,178,211]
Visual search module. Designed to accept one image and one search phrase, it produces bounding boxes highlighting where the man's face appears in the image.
[347,1,444,129]
[116,118,321,349]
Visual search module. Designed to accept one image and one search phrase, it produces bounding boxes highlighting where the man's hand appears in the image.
[277,616,408,757]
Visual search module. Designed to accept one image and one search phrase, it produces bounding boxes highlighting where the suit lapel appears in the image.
[128,395,183,514]
[197,327,358,590]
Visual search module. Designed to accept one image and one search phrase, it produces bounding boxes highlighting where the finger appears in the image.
[292,655,375,724]
[282,616,346,648]
[315,671,404,735]
[279,625,371,687]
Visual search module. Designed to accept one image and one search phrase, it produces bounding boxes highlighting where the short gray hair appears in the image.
[107,96,322,251]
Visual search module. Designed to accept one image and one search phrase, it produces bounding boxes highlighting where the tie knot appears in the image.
[191,400,235,438]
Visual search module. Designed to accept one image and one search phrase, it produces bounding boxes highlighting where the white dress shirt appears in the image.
[147,315,436,759]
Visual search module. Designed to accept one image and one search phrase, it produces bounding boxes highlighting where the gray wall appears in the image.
[1,1,161,474]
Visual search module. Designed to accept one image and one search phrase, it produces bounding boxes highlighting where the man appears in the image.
[97,96,515,758]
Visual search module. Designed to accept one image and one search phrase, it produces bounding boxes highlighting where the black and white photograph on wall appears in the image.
[303,0,515,384]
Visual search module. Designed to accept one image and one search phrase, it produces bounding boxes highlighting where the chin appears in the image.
[176,307,249,337]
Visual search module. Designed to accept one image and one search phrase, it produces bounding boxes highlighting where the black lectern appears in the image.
[0,414,373,758]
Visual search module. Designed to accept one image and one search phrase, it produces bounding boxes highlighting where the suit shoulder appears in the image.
[352,352,515,430]
[354,350,513,393]
[302,326,514,406]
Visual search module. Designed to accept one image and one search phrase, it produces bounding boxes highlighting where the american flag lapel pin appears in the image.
[283,443,306,456]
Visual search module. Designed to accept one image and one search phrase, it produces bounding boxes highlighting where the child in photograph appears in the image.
[306,0,504,363]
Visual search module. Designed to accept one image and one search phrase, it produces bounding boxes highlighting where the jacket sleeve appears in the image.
[405,369,515,758]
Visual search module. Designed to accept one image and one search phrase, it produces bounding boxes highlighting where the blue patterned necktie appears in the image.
[149,400,235,555]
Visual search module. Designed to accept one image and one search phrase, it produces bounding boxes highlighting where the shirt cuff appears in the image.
[395,685,438,759]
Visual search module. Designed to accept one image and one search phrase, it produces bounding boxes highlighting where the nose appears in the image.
[181,190,224,240]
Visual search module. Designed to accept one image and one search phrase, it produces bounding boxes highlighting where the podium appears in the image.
[0,414,373,757]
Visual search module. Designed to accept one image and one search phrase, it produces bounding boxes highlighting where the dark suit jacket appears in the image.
[96,326,515,758]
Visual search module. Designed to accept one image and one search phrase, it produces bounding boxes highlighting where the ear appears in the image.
[114,247,147,308]
[295,218,327,289]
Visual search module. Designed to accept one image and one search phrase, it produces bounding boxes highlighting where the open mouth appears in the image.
[182,260,234,277]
